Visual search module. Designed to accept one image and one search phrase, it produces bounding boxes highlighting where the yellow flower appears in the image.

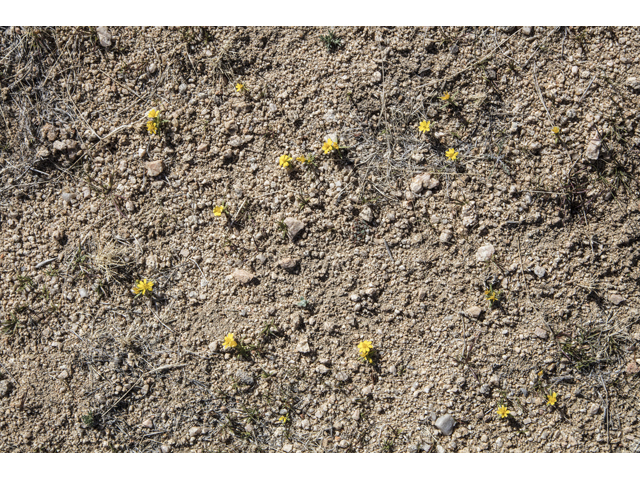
[213,205,224,217]
[147,108,159,119]
[445,148,459,161]
[133,278,154,296]
[538,370,544,377]
[235,83,246,92]
[546,392,557,406]
[279,415,288,424]
[222,333,237,349]
[146,120,158,135]
[497,405,510,418]
[322,138,339,155]
[440,92,451,101]
[358,340,372,355]
[552,126,560,134]
[279,154,292,169]
[485,290,497,302]
[296,155,312,165]
[419,120,431,133]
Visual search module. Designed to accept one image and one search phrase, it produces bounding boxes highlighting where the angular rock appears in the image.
[434,414,456,436]
[142,418,154,429]
[96,26,112,48]
[439,230,453,243]
[534,327,548,340]
[626,76,640,91]
[410,173,439,194]
[359,206,373,223]
[476,244,495,262]
[232,269,255,284]
[461,202,477,228]
[626,360,639,375]
[145,160,164,177]
[316,364,329,375]
[284,217,305,241]
[466,306,483,319]
[534,266,546,278]
[296,337,311,353]
[585,131,602,161]
[188,426,203,437]
[278,257,298,270]
[610,294,625,305]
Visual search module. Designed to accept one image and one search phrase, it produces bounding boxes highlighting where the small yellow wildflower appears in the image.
[133,278,154,296]
[445,148,459,161]
[547,392,557,406]
[146,121,158,135]
[213,205,225,217]
[235,83,246,92]
[552,126,560,134]
[279,415,288,424]
[358,340,372,355]
[497,405,510,418]
[222,333,237,349]
[296,155,313,165]
[147,108,159,119]
[419,120,431,133]
[538,370,544,377]
[440,92,451,101]
[485,290,497,303]
[279,154,293,169]
[322,138,339,155]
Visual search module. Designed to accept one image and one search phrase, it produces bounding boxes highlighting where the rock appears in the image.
[529,142,542,154]
[439,230,453,243]
[585,131,602,160]
[232,269,255,284]
[410,173,439,194]
[534,327,548,340]
[626,76,640,91]
[476,244,495,262]
[197,143,209,152]
[0,380,13,398]
[435,445,446,453]
[160,445,171,453]
[282,443,293,452]
[179,83,188,94]
[466,306,483,319]
[334,372,350,382]
[351,409,361,421]
[372,71,382,83]
[235,371,255,386]
[145,160,164,177]
[147,63,157,74]
[588,404,600,416]
[141,418,154,429]
[256,253,267,265]
[78,288,89,298]
[522,26,533,36]
[278,258,298,270]
[362,385,373,396]
[189,426,203,437]
[316,364,329,375]
[534,266,546,278]
[359,206,373,223]
[435,414,456,435]
[284,217,305,241]
[610,294,625,305]
[53,140,66,151]
[350,294,361,302]
[296,337,311,353]
[461,202,477,228]
[209,341,219,352]
[626,360,639,375]
[61,192,76,204]
[96,26,112,48]
[418,289,427,301]
[140,384,149,396]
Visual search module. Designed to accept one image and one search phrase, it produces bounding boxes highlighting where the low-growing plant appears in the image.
[320,30,341,52]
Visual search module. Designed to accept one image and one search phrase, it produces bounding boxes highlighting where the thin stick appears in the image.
[383,239,394,262]
[578,74,597,105]
[533,63,552,124]
[0,360,19,386]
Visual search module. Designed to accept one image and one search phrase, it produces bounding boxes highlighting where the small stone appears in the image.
[339,440,350,448]
[529,142,542,154]
[362,385,373,396]
[296,337,311,354]
[189,426,203,437]
[236,371,255,386]
[372,71,382,83]
[476,244,495,262]
[534,327,548,340]
[436,445,446,453]
[232,269,254,284]
[625,76,640,91]
[334,372,350,382]
[439,230,453,243]
[140,384,150,396]
[359,206,373,223]
[316,364,329,375]
[588,404,600,416]
[197,143,209,153]
[610,294,625,305]
[179,83,188,94]
[145,160,164,177]
[534,266,546,278]
[53,140,66,151]
[95,393,107,404]
[256,254,267,265]
[58,370,70,380]
[284,217,305,240]
[351,409,361,421]
[435,414,456,436]
[96,26,112,48]
[0,380,13,398]
[282,443,293,452]
[209,341,219,352]
[160,445,171,453]
[585,131,602,160]
[350,294,361,302]
[466,306,483,319]
[626,361,639,375]
[78,288,89,298]
[522,26,533,36]
[147,63,157,74]
[141,418,154,429]
[278,258,298,270]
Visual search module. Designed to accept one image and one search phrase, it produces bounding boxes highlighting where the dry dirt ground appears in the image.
[1,26,640,453]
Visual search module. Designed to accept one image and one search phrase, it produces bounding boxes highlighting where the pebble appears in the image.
[142,418,154,429]
[296,337,311,353]
[585,131,602,160]
[435,445,446,453]
[588,404,600,416]
[236,371,255,386]
[78,288,89,298]
[147,63,157,74]
[439,230,453,243]
[161,445,171,453]
[145,160,164,177]
[316,364,329,375]
[334,372,350,382]
[610,294,625,305]
[626,76,640,90]
[350,294,361,302]
[466,306,483,318]
[179,83,188,94]
[522,26,533,36]
[282,444,293,452]
[626,361,639,375]
[534,266,546,278]
[278,257,298,270]
[96,26,112,48]
[572,66,579,76]
[284,217,305,240]
[534,327,548,340]
[372,71,382,83]
[359,206,373,223]
[362,385,373,396]
[256,253,267,265]
[476,244,495,262]
[529,141,542,154]
[188,426,203,437]
[232,269,255,284]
